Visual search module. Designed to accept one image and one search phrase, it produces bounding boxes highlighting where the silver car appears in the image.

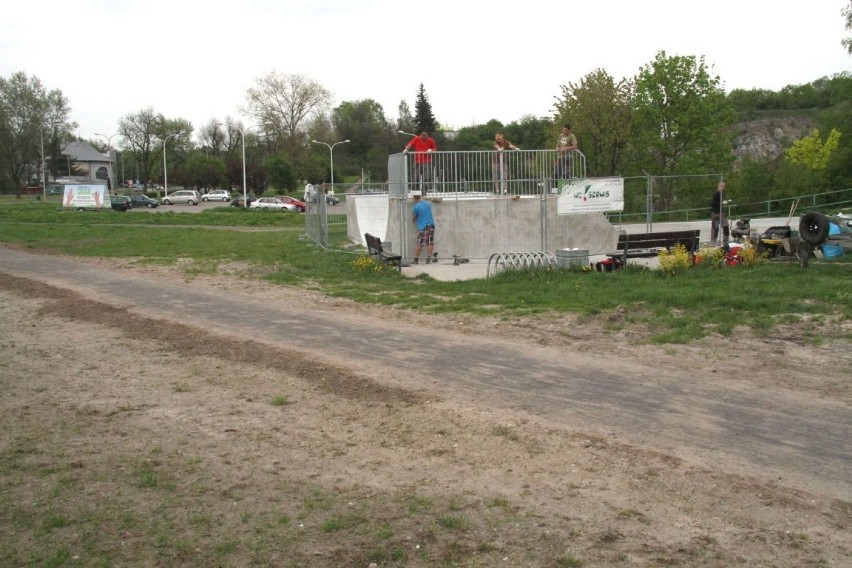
[202,189,231,202]
[162,190,201,205]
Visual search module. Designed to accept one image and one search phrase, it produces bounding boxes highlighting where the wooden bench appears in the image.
[364,233,402,272]
[606,229,701,267]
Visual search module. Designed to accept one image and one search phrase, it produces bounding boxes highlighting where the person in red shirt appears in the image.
[403,131,437,191]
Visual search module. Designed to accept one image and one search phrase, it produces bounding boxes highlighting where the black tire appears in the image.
[799,212,830,245]
[189,200,197,205]
[162,199,171,205]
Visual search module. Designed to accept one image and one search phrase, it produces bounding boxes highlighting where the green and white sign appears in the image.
[556,177,624,214]
[62,184,109,209]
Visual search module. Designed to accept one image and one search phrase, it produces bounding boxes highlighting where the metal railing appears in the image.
[388,149,587,197]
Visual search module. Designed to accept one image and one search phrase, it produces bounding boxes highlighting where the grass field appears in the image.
[1,200,850,344]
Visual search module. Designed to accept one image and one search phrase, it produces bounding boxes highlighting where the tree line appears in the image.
[2,51,851,214]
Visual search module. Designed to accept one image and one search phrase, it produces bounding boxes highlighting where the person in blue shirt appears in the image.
[411,192,435,265]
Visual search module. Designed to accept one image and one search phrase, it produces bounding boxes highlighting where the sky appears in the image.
[3,0,850,144]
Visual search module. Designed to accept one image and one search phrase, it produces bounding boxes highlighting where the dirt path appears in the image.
[1,246,850,567]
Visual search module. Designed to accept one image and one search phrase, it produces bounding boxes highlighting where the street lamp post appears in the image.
[95,132,118,190]
[38,121,62,200]
[39,126,47,200]
[212,122,258,208]
[310,139,350,191]
[234,125,259,208]
[162,133,178,196]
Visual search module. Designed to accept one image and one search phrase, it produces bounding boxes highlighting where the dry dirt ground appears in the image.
[0,253,850,567]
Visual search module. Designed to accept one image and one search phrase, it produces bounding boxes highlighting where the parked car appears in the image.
[230,195,255,208]
[110,195,132,211]
[278,195,306,212]
[161,190,201,205]
[250,197,297,212]
[326,194,341,205]
[128,194,160,208]
[202,189,232,202]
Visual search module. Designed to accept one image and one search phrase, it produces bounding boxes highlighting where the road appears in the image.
[0,246,849,502]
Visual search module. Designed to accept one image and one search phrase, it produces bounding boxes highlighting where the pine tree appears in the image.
[413,83,438,135]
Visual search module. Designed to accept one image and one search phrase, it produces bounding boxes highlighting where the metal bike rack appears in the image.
[486,251,557,278]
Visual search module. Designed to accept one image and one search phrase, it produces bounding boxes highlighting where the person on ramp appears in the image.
[411,192,435,265]
[403,131,437,191]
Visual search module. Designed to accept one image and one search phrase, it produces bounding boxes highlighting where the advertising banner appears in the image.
[62,184,109,209]
[556,177,624,215]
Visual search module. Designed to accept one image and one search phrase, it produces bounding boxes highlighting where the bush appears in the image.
[657,244,693,276]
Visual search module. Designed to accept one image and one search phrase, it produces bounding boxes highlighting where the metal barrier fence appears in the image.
[303,151,851,255]
[387,149,587,197]
[612,177,852,232]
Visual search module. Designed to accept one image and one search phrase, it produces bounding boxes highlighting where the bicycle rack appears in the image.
[486,251,557,278]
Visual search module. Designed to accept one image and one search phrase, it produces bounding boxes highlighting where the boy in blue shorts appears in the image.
[411,192,435,265]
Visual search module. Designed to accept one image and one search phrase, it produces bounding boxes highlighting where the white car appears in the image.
[161,190,201,205]
[202,189,231,202]
[250,197,297,212]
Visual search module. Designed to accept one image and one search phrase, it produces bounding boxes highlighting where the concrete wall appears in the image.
[352,194,624,261]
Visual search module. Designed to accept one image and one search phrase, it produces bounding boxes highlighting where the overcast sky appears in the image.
[3,0,850,143]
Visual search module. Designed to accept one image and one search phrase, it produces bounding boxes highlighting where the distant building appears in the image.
[61,140,114,188]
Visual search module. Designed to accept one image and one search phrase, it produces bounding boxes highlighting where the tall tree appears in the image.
[118,108,162,189]
[786,128,841,170]
[397,101,415,134]
[554,69,635,176]
[413,83,437,135]
[244,71,332,151]
[118,109,191,191]
[183,153,226,190]
[504,115,551,152]
[197,118,233,159]
[214,120,266,192]
[332,99,394,180]
[264,153,296,192]
[632,51,735,210]
[0,71,73,192]
[843,0,852,54]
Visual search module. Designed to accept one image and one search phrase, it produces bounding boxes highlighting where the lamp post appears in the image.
[162,133,178,196]
[398,130,417,138]
[234,125,259,208]
[212,122,257,208]
[38,121,62,200]
[310,139,350,191]
[95,132,118,190]
[39,126,47,200]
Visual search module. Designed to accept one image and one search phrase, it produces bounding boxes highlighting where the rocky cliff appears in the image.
[732,115,817,166]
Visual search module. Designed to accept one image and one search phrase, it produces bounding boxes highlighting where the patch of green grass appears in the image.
[269,394,291,406]
[1,206,850,344]
[438,513,471,531]
[301,486,335,514]
[485,495,510,509]
[42,513,70,530]
[137,469,158,488]
[406,494,432,514]
[556,552,585,567]
[492,424,520,441]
